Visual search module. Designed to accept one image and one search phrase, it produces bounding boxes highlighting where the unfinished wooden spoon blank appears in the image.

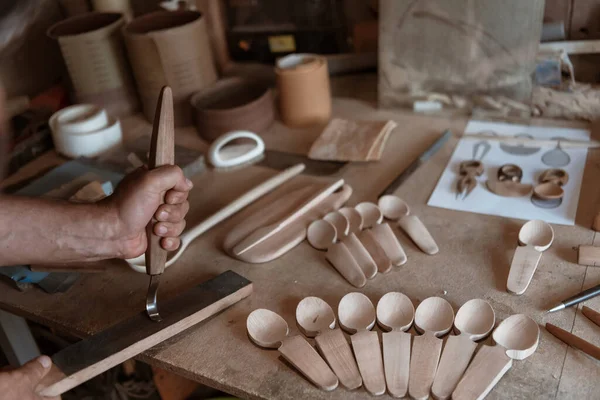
[338,207,363,234]
[326,243,367,288]
[376,292,415,398]
[296,297,362,389]
[358,229,393,274]
[307,220,337,250]
[486,180,532,198]
[296,297,336,337]
[371,223,407,266]
[355,202,383,228]
[409,297,454,400]
[247,309,339,391]
[378,195,409,220]
[452,314,539,400]
[378,195,438,255]
[533,182,564,200]
[323,211,349,238]
[338,293,386,395]
[507,220,554,295]
[431,299,495,400]
[342,233,378,279]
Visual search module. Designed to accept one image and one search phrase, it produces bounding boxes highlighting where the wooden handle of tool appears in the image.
[146,86,175,276]
[593,211,600,232]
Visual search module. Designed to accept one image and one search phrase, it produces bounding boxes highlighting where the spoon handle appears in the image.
[351,330,386,396]
[342,233,378,279]
[382,331,411,398]
[279,335,339,391]
[315,329,362,390]
[452,345,512,400]
[408,332,443,400]
[397,215,439,255]
[507,245,542,295]
[358,229,392,273]
[371,223,407,266]
[326,242,367,288]
[431,335,478,400]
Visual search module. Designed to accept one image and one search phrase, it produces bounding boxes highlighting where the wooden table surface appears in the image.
[1,74,600,399]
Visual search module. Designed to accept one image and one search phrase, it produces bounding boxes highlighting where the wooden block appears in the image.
[578,245,600,267]
[37,271,252,397]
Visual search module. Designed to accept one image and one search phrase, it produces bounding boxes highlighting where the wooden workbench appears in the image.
[1,74,599,399]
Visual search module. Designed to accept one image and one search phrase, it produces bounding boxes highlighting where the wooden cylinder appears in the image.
[578,246,600,267]
[275,54,331,128]
[123,10,218,127]
[47,12,139,118]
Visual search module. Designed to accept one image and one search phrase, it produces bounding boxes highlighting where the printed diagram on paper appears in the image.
[427,120,590,225]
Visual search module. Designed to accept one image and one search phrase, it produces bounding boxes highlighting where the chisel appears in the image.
[145,86,175,321]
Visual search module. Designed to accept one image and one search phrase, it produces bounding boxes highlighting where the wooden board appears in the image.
[37,271,252,397]
[1,76,600,400]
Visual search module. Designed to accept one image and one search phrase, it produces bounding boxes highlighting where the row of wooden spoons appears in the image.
[247,293,540,400]
[307,196,438,287]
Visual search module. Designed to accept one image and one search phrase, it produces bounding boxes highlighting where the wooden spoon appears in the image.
[307,220,337,250]
[323,211,349,238]
[408,297,454,400]
[355,202,383,228]
[338,207,363,234]
[376,292,415,398]
[431,299,495,400]
[533,182,564,200]
[355,203,406,268]
[307,220,367,288]
[296,297,362,389]
[507,220,554,295]
[247,309,339,391]
[378,195,439,255]
[452,314,539,400]
[338,293,386,395]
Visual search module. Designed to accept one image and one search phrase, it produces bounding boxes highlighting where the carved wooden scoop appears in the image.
[338,293,386,395]
[296,297,362,389]
[453,314,539,400]
[408,297,454,400]
[507,220,554,295]
[431,299,495,400]
[378,195,439,255]
[247,308,339,391]
[376,292,415,398]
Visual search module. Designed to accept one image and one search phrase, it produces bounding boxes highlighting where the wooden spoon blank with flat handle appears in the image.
[408,297,454,400]
[507,220,554,295]
[371,223,407,266]
[431,299,495,400]
[323,211,349,238]
[338,207,363,234]
[358,229,392,273]
[338,293,386,396]
[378,195,439,255]
[307,219,367,287]
[376,292,415,398]
[342,233,378,279]
[247,309,338,391]
[296,297,362,389]
[452,314,539,400]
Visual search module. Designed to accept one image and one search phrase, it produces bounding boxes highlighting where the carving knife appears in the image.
[145,86,175,321]
[379,129,452,197]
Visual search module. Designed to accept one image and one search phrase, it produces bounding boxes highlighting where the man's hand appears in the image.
[0,356,59,400]
[104,165,193,259]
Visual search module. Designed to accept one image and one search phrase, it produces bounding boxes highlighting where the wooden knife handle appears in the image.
[146,86,175,276]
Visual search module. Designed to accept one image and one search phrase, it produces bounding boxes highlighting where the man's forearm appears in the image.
[0,196,124,266]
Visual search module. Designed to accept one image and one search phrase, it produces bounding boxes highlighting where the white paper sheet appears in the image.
[427,120,590,225]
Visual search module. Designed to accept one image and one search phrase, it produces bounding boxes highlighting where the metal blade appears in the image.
[146,275,162,322]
